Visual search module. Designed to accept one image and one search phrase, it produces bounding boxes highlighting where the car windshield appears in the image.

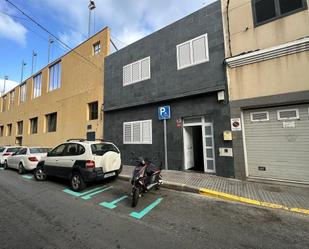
[7,147,20,153]
[91,143,119,156]
[30,148,50,154]
[0,148,5,153]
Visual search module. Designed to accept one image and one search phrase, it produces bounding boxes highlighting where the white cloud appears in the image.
[0,14,28,46]
[0,3,28,46]
[0,79,19,95]
[29,0,215,47]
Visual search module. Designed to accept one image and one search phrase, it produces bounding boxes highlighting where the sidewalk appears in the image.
[119,165,309,215]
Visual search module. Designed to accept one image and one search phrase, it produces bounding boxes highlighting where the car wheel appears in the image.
[70,172,86,192]
[3,160,8,170]
[34,167,47,181]
[18,163,25,175]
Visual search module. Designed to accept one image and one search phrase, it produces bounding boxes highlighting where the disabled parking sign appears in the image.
[158,106,171,120]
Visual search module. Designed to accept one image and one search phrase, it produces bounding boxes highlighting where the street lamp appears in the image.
[47,37,54,64]
[31,50,37,75]
[2,76,8,96]
[20,60,27,83]
[88,0,96,37]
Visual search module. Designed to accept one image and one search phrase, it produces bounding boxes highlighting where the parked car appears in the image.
[0,146,21,166]
[4,147,50,174]
[34,140,122,191]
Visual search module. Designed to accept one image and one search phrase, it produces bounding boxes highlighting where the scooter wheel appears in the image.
[132,188,140,207]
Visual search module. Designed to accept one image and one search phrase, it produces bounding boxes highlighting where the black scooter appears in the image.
[130,155,162,207]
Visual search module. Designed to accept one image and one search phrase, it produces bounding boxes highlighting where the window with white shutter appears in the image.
[123,65,132,86]
[123,123,132,143]
[123,57,150,86]
[178,42,191,69]
[123,120,152,144]
[277,109,299,120]
[250,111,269,122]
[141,57,150,80]
[177,33,209,70]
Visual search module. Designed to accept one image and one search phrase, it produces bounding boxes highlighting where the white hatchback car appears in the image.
[34,140,122,191]
[4,147,50,174]
[0,146,21,166]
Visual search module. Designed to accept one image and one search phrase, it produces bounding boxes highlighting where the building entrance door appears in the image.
[183,117,216,173]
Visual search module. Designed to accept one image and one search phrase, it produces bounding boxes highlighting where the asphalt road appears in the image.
[0,167,308,249]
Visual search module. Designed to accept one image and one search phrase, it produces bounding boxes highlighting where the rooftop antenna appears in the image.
[88,0,96,37]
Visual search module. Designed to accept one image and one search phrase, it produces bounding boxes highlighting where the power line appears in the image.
[5,0,102,71]
[0,10,29,21]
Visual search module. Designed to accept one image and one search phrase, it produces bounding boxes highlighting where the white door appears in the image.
[183,117,216,173]
[202,123,216,173]
[183,127,194,170]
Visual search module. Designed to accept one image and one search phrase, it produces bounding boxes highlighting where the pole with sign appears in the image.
[158,105,171,170]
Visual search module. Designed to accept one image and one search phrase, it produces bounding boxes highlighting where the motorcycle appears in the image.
[130,154,163,207]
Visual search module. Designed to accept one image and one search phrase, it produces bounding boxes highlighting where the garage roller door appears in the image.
[243,104,309,184]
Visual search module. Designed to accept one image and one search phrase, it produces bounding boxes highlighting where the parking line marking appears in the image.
[99,195,128,209]
[63,186,106,197]
[22,175,33,180]
[81,186,113,200]
[130,197,163,219]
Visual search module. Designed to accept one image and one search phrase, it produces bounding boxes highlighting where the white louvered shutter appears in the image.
[141,57,150,80]
[132,122,141,143]
[178,42,191,69]
[124,123,132,143]
[132,62,140,83]
[123,65,132,85]
[192,35,208,64]
[142,120,152,143]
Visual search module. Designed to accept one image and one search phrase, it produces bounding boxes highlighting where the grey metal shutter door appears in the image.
[244,104,309,183]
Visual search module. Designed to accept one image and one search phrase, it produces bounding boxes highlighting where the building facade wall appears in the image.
[0,28,110,147]
[221,0,309,180]
[104,1,234,177]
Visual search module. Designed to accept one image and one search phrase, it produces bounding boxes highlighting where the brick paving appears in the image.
[120,165,309,210]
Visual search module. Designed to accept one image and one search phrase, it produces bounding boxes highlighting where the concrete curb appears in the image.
[199,188,309,215]
[118,174,309,215]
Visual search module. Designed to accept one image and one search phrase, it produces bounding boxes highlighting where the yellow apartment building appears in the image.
[0,27,110,147]
[221,0,309,184]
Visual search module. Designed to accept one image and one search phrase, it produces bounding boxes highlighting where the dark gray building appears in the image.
[104,1,234,177]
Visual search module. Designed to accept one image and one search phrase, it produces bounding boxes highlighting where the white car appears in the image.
[4,147,50,174]
[34,140,122,191]
[0,146,21,166]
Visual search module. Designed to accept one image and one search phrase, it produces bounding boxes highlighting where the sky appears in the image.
[0,0,215,93]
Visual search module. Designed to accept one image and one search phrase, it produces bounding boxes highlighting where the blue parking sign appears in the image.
[158,106,171,120]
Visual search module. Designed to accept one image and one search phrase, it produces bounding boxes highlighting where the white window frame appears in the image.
[19,83,27,103]
[277,109,299,120]
[123,57,151,86]
[176,33,209,70]
[123,120,152,144]
[9,90,15,109]
[33,73,42,99]
[250,111,269,122]
[93,42,101,54]
[49,61,61,92]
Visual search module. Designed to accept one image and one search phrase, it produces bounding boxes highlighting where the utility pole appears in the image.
[2,76,8,96]
[47,37,54,64]
[88,1,96,37]
[20,60,26,83]
[31,50,37,75]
